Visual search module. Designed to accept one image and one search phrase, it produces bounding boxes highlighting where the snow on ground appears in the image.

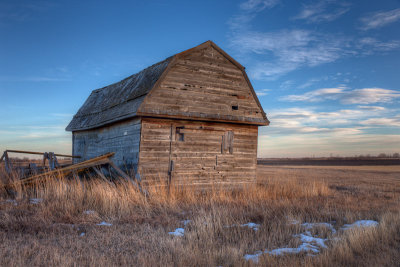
[241,222,260,231]
[342,220,378,230]
[5,199,18,206]
[181,220,191,226]
[169,228,185,236]
[268,242,320,255]
[83,210,95,215]
[244,219,379,262]
[96,221,112,226]
[297,232,327,248]
[30,198,43,204]
[243,252,263,263]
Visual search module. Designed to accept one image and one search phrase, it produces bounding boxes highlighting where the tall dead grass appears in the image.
[0,166,399,266]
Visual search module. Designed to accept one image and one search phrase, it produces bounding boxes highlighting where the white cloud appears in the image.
[230,29,354,79]
[358,37,400,54]
[239,0,279,12]
[357,106,386,111]
[258,106,399,157]
[360,8,400,30]
[293,1,350,23]
[342,88,400,104]
[360,117,400,127]
[255,89,270,96]
[258,133,400,157]
[281,87,400,104]
[281,87,346,102]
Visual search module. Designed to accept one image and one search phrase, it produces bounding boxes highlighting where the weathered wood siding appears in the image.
[72,118,141,171]
[138,118,258,185]
[138,45,265,124]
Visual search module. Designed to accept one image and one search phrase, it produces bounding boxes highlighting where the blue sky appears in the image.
[1,0,399,157]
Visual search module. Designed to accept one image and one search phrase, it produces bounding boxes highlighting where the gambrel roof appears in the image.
[66,41,269,131]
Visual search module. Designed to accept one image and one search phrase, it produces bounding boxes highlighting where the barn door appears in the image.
[168,123,229,184]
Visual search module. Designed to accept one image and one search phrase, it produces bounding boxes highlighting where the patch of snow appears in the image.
[267,243,320,256]
[79,232,85,237]
[169,228,185,236]
[181,220,191,226]
[241,222,260,231]
[297,232,327,248]
[30,198,43,204]
[96,221,112,226]
[244,218,379,261]
[244,251,263,263]
[245,242,321,262]
[342,220,378,230]
[84,210,95,215]
[5,199,18,206]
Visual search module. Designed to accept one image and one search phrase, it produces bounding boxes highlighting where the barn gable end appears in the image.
[137,41,269,126]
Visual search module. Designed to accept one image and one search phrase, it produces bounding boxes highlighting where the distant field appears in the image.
[258,157,400,166]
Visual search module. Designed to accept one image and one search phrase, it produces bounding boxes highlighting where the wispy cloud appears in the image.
[281,87,346,102]
[293,1,350,23]
[231,28,400,79]
[357,105,386,111]
[360,117,400,127]
[258,106,399,156]
[261,101,396,157]
[239,0,279,12]
[360,8,400,30]
[230,29,355,79]
[228,1,400,80]
[342,88,400,104]
[357,37,400,54]
[281,87,400,104]
[255,89,270,96]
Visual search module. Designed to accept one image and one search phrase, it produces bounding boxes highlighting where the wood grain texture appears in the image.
[72,118,141,171]
[138,45,268,125]
[138,118,258,184]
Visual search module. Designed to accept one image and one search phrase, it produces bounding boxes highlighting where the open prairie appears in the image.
[0,164,399,266]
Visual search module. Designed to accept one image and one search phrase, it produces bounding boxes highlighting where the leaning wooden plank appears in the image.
[7,153,115,186]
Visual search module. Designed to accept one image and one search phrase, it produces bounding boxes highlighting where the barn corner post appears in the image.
[65,40,269,187]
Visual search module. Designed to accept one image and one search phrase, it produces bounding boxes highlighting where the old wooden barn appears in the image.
[66,41,269,184]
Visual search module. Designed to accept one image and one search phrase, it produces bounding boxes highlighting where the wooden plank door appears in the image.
[168,123,226,184]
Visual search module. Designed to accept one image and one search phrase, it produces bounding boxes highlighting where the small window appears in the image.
[232,105,239,110]
[176,127,185,142]
[222,131,234,154]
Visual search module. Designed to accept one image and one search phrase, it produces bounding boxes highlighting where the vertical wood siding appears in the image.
[72,118,141,171]
[138,118,258,185]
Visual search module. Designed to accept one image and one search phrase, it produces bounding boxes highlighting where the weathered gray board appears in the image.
[72,118,141,171]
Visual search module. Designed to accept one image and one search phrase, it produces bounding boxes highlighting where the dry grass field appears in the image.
[0,164,399,266]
